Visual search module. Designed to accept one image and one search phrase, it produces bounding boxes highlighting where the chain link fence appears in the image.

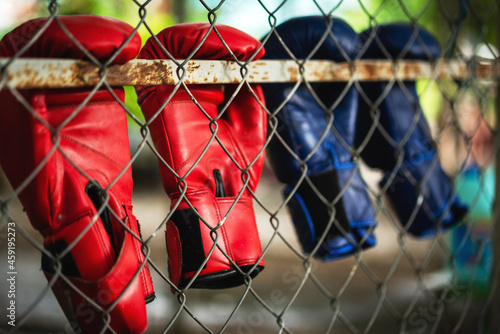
[0,0,497,333]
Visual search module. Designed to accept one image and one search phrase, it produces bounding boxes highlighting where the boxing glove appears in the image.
[261,16,376,261]
[136,23,266,289]
[355,23,468,237]
[0,16,154,333]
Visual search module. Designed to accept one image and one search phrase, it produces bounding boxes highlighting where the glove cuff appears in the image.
[381,159,468,237]
[42,212,152,333]
[166,191,264,289]
[284,168,376,261]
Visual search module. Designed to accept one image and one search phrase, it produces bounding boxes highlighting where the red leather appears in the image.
[1,15,140,63]
[138,22,264,61]
[166,193,261,283]
[0,16,153,333]
[137,23,266,289]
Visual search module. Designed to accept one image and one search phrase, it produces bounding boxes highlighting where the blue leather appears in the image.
[355,24,468,237]
[262,16,376,261]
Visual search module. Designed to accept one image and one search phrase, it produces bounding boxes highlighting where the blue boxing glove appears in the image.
[262,16,377,261]
[355,24,467,237]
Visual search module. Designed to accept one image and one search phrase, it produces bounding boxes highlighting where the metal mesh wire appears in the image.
[0,0,497,333]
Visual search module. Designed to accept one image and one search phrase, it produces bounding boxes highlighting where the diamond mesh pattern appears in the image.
[0,1,497,333]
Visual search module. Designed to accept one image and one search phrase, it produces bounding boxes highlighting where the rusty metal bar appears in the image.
[0,58,497,88]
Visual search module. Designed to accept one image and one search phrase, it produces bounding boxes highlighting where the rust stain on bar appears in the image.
[11,66,40,88]
[15,61,78,88]
[287,66,299,82]
[475,62,498,79]
[186,60,201,73]
[356,60,377,80]
[398,60,426,79]
[3,59,178,88]
[101,60,175,86]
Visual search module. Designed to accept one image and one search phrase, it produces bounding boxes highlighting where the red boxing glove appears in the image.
[136,23,266,289]
[0,16,154,333]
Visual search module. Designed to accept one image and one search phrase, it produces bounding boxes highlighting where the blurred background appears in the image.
[0,0,497,333]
